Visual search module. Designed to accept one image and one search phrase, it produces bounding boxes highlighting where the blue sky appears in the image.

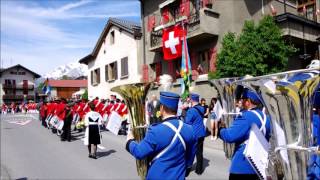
[1,0,141,76]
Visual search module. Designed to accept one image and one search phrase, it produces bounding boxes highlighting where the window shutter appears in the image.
[180,0,190,17]
[209,47,217,72]
[155,62,162,82]
[105,65,109,81]
[161,8,170,24]
[97,68,100,84]
[191,51,197,70]
[148,15,156,32]
[114,62,118,80]
[142,64,149,83]
[91,71,93,85]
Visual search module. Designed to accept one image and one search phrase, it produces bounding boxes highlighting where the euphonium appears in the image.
[210,78,239,159]
[232,68,319,179]
[111,83,151,179]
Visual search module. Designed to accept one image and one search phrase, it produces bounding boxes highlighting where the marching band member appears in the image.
[1,104,8,114]
[40,101,48,127]
[106,100,114,117]
[218,89,271,180]
[184,93,206,175]
[61,102,73,142]
[308,86,320,179]
[95,98,104,115]
[119,100,128,117]
[84,102,102,159]
[126,91,197,180]
[10,102,16,114]
[100,99,110,126]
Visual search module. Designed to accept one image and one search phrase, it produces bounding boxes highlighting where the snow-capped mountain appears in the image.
[44,62,88,79]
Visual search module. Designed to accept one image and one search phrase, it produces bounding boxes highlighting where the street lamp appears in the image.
[299,6,311,61]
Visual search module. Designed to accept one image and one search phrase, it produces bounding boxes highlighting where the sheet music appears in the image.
[243,124,270,180]
[106,111,122,135]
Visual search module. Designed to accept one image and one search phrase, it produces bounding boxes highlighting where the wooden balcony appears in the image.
[3,94,35,100]
[2,84,34,90]
[149,6,219,51]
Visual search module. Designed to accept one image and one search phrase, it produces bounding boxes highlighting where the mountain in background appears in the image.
[44,62,88,80]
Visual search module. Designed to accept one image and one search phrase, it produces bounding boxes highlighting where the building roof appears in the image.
[0,64,41,78]
[79,18,141,65]
[48,80,87,88]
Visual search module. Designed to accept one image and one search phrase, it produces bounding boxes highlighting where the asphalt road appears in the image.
[1,113,230,180]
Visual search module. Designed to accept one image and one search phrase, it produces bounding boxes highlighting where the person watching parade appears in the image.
[184,93,206,175]
[126,91,197,180]
[218,89,271,180]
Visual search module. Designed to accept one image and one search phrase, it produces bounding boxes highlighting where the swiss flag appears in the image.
[162,25,184,60]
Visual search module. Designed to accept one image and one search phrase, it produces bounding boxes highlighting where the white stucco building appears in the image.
[0,64,41,105]
[79,18,142,100]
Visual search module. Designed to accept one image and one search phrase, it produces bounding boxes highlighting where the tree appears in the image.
[81,89,88,100]
[209,15,296,79]
[61,75,71,80]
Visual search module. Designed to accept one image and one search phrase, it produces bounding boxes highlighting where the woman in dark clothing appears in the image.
[84,102,102,159]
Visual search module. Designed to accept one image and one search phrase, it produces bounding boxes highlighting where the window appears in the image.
[150,62,162,82]
[121,57,129,78]
[197,50,210,74]
[91,68,100,85]
[110,31,115,45]
[107,61,118,81]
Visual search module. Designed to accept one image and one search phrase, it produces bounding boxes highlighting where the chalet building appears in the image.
[48,80,87,99]
[139,0,320,99]
[79,18,142,100]
[0,64,41,104]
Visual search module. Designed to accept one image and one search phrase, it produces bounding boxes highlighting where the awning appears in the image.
[159,0,176,9]
[72,89,85,96]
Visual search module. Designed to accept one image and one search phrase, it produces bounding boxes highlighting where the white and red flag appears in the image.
[162,25,183,60]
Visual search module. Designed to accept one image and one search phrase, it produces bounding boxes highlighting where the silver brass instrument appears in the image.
[111,83,151,179]
[211,68,319,179]
[210,78,239,159]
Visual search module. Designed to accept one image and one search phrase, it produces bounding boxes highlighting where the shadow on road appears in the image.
[16,178,28,180]
[97,149,116,158]
[203,158,210,171]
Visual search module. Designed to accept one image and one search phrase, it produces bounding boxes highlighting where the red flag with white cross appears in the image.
[162,25,183,60]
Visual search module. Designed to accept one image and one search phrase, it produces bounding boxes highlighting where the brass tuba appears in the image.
[111,83,151,179]
[228,68,319,179]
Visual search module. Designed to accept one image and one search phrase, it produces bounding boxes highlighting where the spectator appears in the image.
[200,98,209,127]
[209,97,218,140]
[148,95,160,124]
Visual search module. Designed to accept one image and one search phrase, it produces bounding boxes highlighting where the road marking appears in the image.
[8,120,32,126]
